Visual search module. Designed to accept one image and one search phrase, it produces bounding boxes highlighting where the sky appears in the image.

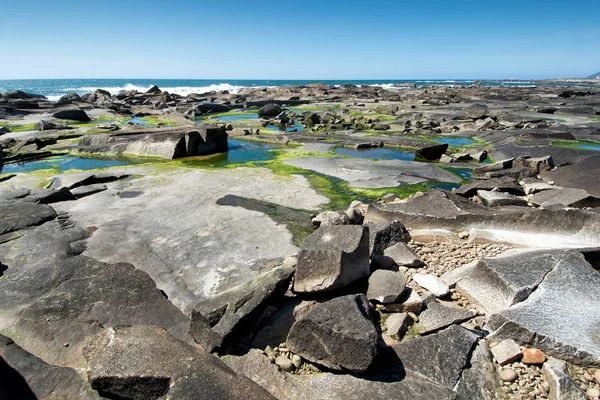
[1,0,599,80]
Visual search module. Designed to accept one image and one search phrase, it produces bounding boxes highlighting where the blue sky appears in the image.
[1,0,599,79]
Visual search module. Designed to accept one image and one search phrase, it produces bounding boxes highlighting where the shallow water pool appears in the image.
[433,137,476,147]
[1,155,138,174]
[181,139,278,166]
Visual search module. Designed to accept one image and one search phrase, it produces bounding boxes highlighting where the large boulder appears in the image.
[414,143,448,161]
[365,220,411,256]
[465,103,490,119]
[190,265,294,352]
[83,325,276,400]
[258,103,282,118]
[53,108,91,121]
[286,294,378,372]
[294,225,370,293]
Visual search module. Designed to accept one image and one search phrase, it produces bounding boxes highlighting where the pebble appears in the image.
[291,354,303,369]
[501,368,519,382]
[595,369,600,384]
[275,354,295,372]
[521,348,546,364]
[587,387,600,399]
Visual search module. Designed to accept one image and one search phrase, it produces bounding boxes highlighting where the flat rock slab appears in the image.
[0,201,56,235]
[490,339,523,365]
[417,302,476,334]
[541,154,600,197]
[294,225,370,293]
[455,177,524,198]
[287,294,378,373]
[530,187,600,208]
[284,156,461,189]
[413,273,450,297]
[476,190,528,207]
[487,251,600,366]
[191,265,294,352]
[83,325,276,400]
[392,325,479,388]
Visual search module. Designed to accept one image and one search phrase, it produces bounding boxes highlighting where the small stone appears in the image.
[583,372,594,382]
[413,273,450,297]
[385,312,411,337]
[594,369,600,384]
[501,368,519,382]
[522,348,546,365]
[382,334,399,346]
[282,256,297,268]
[421,247,434,254]
[491,339,523,366]
[587,387,600,399]
[458,231,470,239]
[275,354,295,372]
[291,354,303,369]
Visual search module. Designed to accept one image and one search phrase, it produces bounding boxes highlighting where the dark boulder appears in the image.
[55,92,82,106]
[294,225,370,293]
[146,85,162,94]
[5,90,46,100]
[286,294,378,372]
[465,103,490,119]
[415,143,448,161]
[258,103,282,118]
[53,108,91,122]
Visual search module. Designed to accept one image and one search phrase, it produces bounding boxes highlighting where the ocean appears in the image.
[0,78,582,101]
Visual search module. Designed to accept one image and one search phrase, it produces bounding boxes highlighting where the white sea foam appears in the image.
[45,94,63,102]
[60,82,247,97]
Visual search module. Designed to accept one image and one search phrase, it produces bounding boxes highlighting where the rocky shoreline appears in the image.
[1,83,600,399]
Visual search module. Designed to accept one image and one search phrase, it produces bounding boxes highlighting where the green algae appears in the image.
[140,116,177,126]
[0,122,37,132]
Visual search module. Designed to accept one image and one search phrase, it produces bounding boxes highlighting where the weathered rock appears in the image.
[476,190,528,207]
[345,200,364,225]
[385,312,411,337]
[392,325,479,388]
[70,183,107,199]
[366,269,407,304]
[34,120,71,131]
[455,341,502,400]
[490,339,522,365]
[470,150,488,162]
[53,108,90,121]
[0,201,56,235]
[413,273,449,297]
[487,251,600,366]
[311,210,350,228]
[191,265,294,352]
[366,220,411,256]
[522,155,555,174]
[472,158,514,174]
[417,302,476,334]
[415,143,448,161]
[474,166,536,180]
[455,176,524,197]
[22,187,76,204]
[383,242,424,267]
[294,225,370,293]
[465,103,490,119]
[530,188,600,208]
[275,354,295,372]
[541,154,600,197]
[520,178,556,195]
[286,294,378,372]
[377,287,423,313]
[0,334,100,399]
[83,325,276,400]
[542,358,587,400]
[258,103,282,117]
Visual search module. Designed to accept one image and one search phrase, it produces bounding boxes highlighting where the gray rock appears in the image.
[474,167,536,180]
[70,183,107,199]
[384,242,424,267]
[487,251,600,366]
[34,119,71,131]
[367,269,407,304]
[191,265,294,352]
[366,220,411,256]
[417,302,476,334]
[520,178,556,195]
[465,103,490,119]
[286,294,378,372]
[311,210,350,228]
[0,201,56,235]
[0,334,101,399]
[541,154,600,197]
[345,201,364,225]
[476,190,528,207]
[83,325,276,400]
[392,325,479,388]
[522,155,555,174]
[455,341,502,400]
[455,177,524,198]
[53,108,90,121]
[378,287,423,313]
[415,143,448,161]
[294,225,370,293]
[385,312,411,337]
[530,188,600,208]
[258,103,283,117]
[276,354,295,372]
[490,339,523,365]
[542,358,587,400]
[470,150,488,162]
[472,158,514,174]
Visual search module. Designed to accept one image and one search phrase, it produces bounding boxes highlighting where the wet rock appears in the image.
[53,108,90,121]
[476,190,528,207]
[417,302,476,334]
[542,358,587,400]
[384,242,424,267]
[392,325,479,388]
[258,103,282,118]
[191,265,294,352]
[367,269,407,304]
[294,225,370,293]
[366,220,411,256]
[286,294,378,373]
[413,273,449,297]
[83,325,275,400]
[311,210,350,228]
[490,339,523,365]
[415,143,448,161]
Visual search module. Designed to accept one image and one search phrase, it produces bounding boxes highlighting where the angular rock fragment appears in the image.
[385,312,411,337]
[384,242,424,267]
[413,273,449,297]
[0,201,56,235]
[454,341,502,400]
[367,269,407,304]
[311,210,350,228]
[53,108,90,121]
[530,188,600,208]
[417,302,476,334]
[294,225,370,293]
[366,220,411,256]
[286,294,378,372]
[476,190,528,207]
[542,358,587,400]
[490,339,523,365]
[415,143,448,161]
